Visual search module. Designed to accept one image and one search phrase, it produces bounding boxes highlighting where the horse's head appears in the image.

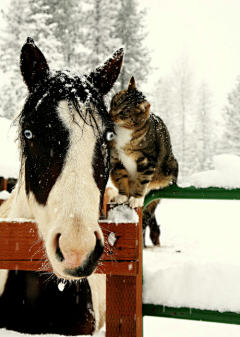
[18,38,123,279]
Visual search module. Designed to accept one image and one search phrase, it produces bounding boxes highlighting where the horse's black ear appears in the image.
[87,48,124,96]
[20,37,49,92]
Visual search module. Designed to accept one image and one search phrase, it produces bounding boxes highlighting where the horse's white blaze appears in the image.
[25,100,102,278]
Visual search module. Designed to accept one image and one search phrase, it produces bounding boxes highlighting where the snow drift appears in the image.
[189,154,240,189]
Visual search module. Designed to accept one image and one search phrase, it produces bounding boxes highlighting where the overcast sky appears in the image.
[139,0,240,113]
[1,0,240,115]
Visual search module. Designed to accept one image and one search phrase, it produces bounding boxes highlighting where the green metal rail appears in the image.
[142,185,240,325]
[142,304,240,325]
[144,185,240,211]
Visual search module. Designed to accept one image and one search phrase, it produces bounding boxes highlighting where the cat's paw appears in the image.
[114,194,128,204]
[129,196,144,208]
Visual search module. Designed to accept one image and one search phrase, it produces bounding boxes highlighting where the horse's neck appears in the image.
[0,181,34,220]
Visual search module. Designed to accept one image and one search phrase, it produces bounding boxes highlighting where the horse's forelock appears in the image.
[19,70,112,139]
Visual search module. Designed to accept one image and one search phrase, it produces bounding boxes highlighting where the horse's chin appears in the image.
[53,269,86,281]
[51,253,100,280]
[53,264,99,280]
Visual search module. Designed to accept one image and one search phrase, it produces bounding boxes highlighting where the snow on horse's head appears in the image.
[16,37,123,279]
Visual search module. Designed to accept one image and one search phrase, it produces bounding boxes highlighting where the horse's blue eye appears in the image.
[24,129,33,140]
[106,132,114,141]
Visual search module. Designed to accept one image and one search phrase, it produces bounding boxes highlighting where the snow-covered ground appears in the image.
[143,197,240,336]
[144,198,240,313]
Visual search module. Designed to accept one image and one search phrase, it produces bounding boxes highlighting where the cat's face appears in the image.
[109,78,150,129]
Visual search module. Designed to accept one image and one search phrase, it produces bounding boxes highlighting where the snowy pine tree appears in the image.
[222,77,240,156]
[28,0,64,67]
[113,0,151,91]
[152,56,220,181]
[0,0,151,118]
[153,61,222,182]
[0,0,31,118]
[42,0,86,69]
[153,77,179,156]
[83,0,120,72]
[169,56,195,181]
[192,82,215,172]
[0,0,62,118]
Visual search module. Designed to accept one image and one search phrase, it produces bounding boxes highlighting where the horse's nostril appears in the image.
[94,231,104,258]
[55,234,64,262]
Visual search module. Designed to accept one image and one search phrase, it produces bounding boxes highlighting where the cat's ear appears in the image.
[139,101,151,113]
[128,76,136,90]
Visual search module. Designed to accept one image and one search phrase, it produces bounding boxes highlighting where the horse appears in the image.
[0,37,123,335]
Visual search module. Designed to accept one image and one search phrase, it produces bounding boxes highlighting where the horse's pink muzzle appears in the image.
[51,231,104,279]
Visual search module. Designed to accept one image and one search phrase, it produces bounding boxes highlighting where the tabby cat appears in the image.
[109,76,178,246]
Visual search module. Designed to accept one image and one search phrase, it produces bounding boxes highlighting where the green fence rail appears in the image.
[143,185,240,325]
[143,185,240,211]
[142,304,240,325]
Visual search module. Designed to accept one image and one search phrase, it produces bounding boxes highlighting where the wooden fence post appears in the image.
[103,206,143,337]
